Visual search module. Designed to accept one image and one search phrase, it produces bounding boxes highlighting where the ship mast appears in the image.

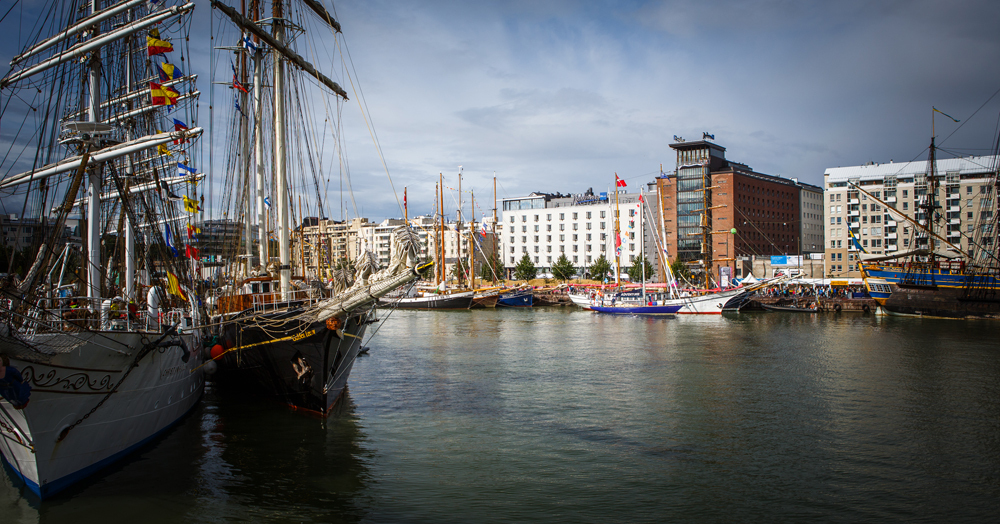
[493,174,498,284]
[86,0,103,301]
[273,0,291,300]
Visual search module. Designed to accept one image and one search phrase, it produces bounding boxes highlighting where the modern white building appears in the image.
[823,155,998,278]
[500,184,661,280]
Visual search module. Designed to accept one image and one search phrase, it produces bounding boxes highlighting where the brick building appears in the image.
[656,139,812,283]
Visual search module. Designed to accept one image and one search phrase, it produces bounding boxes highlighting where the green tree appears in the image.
[513,253,537,281]
[627,255,655,283]
[550,253,576,282]
[451,259,470,286]
[588,254,612,282]
[670,259,691,281]
[481,250,504,282]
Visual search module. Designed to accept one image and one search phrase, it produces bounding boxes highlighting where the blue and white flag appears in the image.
[165,224,178,257]
[242,33,258,54]
[178,163,197,177]
[264,196,271,208]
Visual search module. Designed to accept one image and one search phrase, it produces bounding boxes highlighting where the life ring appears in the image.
[862,304,871,313]
[834,303,842,312]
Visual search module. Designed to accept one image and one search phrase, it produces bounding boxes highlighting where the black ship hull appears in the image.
[880,284,1000,319]
[217,306,370,415]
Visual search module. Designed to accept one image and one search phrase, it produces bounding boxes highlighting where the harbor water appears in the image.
[3,308,999,522]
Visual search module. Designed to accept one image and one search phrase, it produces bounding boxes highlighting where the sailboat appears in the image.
[858,111,1000,319]
[206,1,423,414]
[0,1,207,498]
[378,172,473,310]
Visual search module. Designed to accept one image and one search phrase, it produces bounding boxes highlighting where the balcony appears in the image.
[849,210,860,216]
[886,233,897,240]
[849,198,860,204]
[850,221,860,228]
[948,205,961,212]
[885,196,897,203]
[950,218,961,225]
[886,243,898,251]
[886,220,897,227]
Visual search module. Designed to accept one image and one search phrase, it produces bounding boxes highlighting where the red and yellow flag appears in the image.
[167,271,187,300]
[147,34,173,56]
[150,82,179,106]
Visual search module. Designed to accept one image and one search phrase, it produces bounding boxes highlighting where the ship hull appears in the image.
[861,263,1000,319]
[217,308,368,415]
[496,291,533,307]
[378,291,474,310]
[590,304,682,316]
[0,330,204,499]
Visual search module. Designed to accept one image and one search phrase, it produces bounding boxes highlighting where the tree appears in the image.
[451,258,470,286]
[627,255,655,283]
[481,250,503,282]
[588,254,612,282]
[550,253,576,282]
[670,259,691,281]
[513,253,537,281]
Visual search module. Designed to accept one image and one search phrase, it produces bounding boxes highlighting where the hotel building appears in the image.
[500,185,661,280]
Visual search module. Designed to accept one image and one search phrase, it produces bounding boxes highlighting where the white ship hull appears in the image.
[0,330,204,499]
[571,288,748,314]
[667,288,749,314]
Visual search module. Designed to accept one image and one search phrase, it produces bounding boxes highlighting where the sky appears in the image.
[3,0,1000,223]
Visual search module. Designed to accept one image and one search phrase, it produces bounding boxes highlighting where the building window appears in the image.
[573,223,578,230]
[600,222,606,229]
[903,190,908,198]
[573,245,578,252]
[547,235,552,242]
[522,226,527,232]
[522,236,526,243]
[560,246,565,252]
[601,233,607,241]
[534,246,539,252]
[509,237,514,244]
[573,213,578,220]
[534,235,538,242]
[534,225,539,232]
[547,225,552,231]
[573,256,578,263]
[586,211,592,219]
[586,233,591,240]
[601,245,606,251]
[522,215,527,222]
[547,256,552,263]
[601,211,606,218]
[560,234,565,241]
[510,216,515,223]
[547,246,552,252]
[903,202,909,210]
[534,256,538,263]
[560,224,565,231]
[547,214,552,221]
[573,234,578,241]
[560,213,565,220]
[586,223,592,230]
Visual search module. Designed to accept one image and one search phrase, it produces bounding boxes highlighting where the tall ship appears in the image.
[859,111,1000,319]
[0,0,206,498]
[206,0,422,415]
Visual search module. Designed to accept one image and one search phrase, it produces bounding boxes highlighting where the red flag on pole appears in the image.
[615,174,627,187]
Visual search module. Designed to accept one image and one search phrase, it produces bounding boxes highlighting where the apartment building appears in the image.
[823,155,998,278]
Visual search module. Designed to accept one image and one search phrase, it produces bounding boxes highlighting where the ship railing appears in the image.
[4,295,193,334]
[251,288,317,313]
